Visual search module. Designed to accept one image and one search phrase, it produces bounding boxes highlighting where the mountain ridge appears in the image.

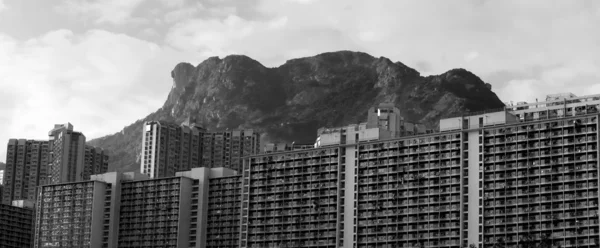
[88,50,505,172]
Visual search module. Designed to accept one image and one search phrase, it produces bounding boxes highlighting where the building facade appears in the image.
[83,146,109,181]
[30,93,600,248]
[0,200,34,248]
[2,124,108,205]
[0,162,5,185]
[140,120,260,178]
[201,130,260,171]
[366,102,431,137]
[141,121,206,179]
[206,175,242,248]
[241,106,600,248]
[1,139,49,204]
[33,179,112,248]
[33,167,237,248]
[48,123,87,184]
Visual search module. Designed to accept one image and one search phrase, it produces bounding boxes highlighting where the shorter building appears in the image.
[206,174,242,248]
[34,167,237,248]
[315,122,393,147]
[48,123,87,184]
[200,130,260,172]
[0,200,34,248]
[366,102,432,136]
[0,162,5,185]
[2,139,50,204]
[83,146,109,180]
[141,119,260,178]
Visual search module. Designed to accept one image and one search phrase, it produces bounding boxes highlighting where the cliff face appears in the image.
[88,51,505,172]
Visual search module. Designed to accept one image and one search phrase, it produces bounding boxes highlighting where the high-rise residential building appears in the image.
[2,124,108,205]
[0,162,5,185]
[141,120,206,178]
[34,167,236,248]
[504,92,600,122]
[201,130,260,171]
[239,94,600,248]
[140,119,260,178]
[206,174,242,248]
[33,171,145,248]
[0,200,34,248]
[118,167,237,248]
[31,93,600,248]
[1,139,49,204]
[48,123,87,184]
[83,145,109,181]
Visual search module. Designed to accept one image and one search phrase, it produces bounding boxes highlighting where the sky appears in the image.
[0,0,599,162]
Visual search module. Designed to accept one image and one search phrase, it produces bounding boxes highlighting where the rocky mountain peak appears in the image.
[88,50,505,172]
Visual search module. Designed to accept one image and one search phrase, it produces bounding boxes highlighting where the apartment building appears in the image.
[200,130,260,172]
[0,162,5,185]
[48,123,87,184]
[33,177,114,248]
[1,139,49,204]
[238,94,600,248]
[83,146,109,181]
[29,93,600,248]
[206,175,242,248]
[33,167,236,248]
[0,200,34,248]
[241,147,341,248]
[2,124,108,205]
[140,119,260,178]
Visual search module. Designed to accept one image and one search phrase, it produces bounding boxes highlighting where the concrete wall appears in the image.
[440,111,514,131]
[467,130,482,246]
[90,181,107,248]
[343,146,357,248]
[178,178,193,248]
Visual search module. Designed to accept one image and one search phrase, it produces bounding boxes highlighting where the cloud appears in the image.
[0,0,6,12]
[164,8,198,23]
[286,0,318,4]
[495,61,600,103]
[464,51,480,62]
[158,0,186,8]
[0,29,192,162]
[267,16,288,29]
[55,0,146,25]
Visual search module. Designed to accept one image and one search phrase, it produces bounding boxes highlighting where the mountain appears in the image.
[88,51,505,172]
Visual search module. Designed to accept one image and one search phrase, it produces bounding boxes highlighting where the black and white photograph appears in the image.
[0,0,599,248]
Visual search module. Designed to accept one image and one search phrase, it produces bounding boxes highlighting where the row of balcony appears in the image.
[485,177,599,190]
[248,215,337,226]
[249,226,337,234]
[359,135,462,151]
[484,154,598,164]
[252,149,339,163]
[484,118,597,134]
[485,135,597,146]
[484,218,599,227]
[357,207,461,216]
[359,186,461,196]
[485,163,598,173]
[247,240,336,248]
